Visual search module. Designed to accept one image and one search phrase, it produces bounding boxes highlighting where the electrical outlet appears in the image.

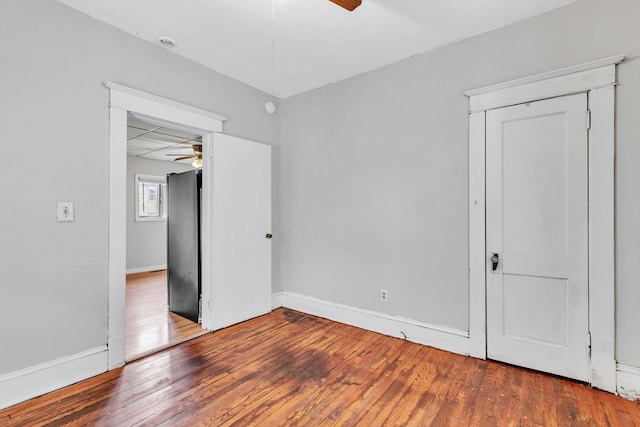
[57,202,75,222]
[381,289,388,302]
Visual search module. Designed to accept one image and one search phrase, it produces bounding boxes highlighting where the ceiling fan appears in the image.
[330,0,361,11]
[167,144,203,168]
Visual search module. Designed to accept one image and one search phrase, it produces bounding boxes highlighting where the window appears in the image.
[135,174,167,221]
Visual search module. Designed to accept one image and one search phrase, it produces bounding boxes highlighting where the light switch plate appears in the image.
[57,202,75,222]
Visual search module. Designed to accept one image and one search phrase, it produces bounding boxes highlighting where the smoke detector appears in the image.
[158,36,177,48]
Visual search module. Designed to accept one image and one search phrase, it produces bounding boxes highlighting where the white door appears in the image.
[210,133,272,330]
[486,93,590,381]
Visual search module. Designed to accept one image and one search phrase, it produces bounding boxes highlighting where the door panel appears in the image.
[486,93,589,381]
[210,133,272,330]
[503,275,568,346]
[502,113,568,258]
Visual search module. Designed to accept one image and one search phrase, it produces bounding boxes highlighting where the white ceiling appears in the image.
[127,114,202,163]
[58,0,576,99]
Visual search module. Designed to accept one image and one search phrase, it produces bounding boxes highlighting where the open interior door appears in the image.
[209,133,272,330]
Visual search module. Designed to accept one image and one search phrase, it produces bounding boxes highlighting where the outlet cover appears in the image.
[57,202,75,222]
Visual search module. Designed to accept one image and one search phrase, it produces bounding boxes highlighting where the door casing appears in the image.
[465,54,624,392]
[106,82,227,369]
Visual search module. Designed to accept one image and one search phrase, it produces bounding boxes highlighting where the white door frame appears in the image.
[105,82,227,369]
[465,54,625,392]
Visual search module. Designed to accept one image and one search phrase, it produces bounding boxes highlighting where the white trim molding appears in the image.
[468,111,486,360]
[105,82,227,129]
[276,292,469,356]
[0,347,107,410]
[588,85,617,392]
[617,364,640,401]
[464,54,625,112]
[465,55,624,393]
[108,105,127,370]
[271,291,285,310]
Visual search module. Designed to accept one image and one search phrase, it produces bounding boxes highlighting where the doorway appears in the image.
[107,82,273,371]
[125,114,207,361]
[465,55,622,392]
[107,82,226,369]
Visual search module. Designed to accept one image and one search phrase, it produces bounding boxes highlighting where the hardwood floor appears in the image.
[126,270,206,361]
[3,308,639,426]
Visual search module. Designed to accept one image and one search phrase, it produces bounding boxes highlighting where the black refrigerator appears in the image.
[166,170,201,323]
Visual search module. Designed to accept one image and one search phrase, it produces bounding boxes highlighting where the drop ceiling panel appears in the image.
[127,139,174,151]
[127,147,150,156]
[127,127,151,139]
[135,132,192,145]
[126,112,202,162]
[158,127,204,140]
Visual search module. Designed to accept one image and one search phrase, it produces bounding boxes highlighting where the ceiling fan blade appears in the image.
[166,144,201,162]
[329,0,361,11]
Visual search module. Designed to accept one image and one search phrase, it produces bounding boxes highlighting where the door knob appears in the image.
[491,253,500,272]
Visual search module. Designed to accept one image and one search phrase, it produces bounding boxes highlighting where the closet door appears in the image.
[486,93,590,381]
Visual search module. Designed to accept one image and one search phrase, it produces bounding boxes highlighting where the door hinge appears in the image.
[586,110,591,130]
[587,332,592,355]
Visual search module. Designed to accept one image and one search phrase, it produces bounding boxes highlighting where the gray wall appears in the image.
[279,0,640,366]
[0,0,281,374]
[126,156,192,272]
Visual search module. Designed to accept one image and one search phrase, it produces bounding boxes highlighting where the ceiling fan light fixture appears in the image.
[192,157,203,168]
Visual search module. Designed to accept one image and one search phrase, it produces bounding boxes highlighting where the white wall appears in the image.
[126,156,192,273]
[279,0,640,366]
[0,0,281,376]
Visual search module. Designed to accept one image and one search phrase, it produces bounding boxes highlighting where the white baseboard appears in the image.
[0,346,108,410]
[591,352,617,393]
[617,364,640,400]
[108,334,126,370]
[275,291,469,356]
[271,291,284,310]
[126,265,166,274]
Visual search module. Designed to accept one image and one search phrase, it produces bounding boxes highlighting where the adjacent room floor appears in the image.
[3,308,639,426]
[126,270,207,361]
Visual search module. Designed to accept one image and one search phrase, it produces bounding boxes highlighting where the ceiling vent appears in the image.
[158,36,177,48]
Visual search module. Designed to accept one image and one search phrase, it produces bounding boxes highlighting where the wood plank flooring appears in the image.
[3,308,639,426]
[126,270,206,361]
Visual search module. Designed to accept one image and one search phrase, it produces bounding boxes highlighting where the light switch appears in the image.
[57,202,75,222]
